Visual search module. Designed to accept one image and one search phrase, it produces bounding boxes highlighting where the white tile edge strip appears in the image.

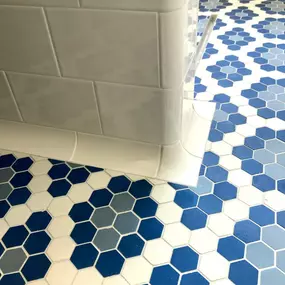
[0,101,214,186]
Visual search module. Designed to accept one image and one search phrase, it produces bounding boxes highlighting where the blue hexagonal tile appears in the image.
[198,194,223,214]
[69,202,94,222]
[48,179,71,197]
[2,225,29,248]
[108,175,131,194]
[24,231,51,255]
[218,236,245,261]
[95,250,124,277]
[234,220,261,243]
[129,179,152,198]
[171,246,199,273]
[21,254,51,281]
[150,265,179,285]
[26,211,52,232]
[174,189,198,209]
[89,188,113,208]
[181,208,207,230]
[138,218,163,240]
[71,221,97,244]
[67,167,90,184]
[118,234,145,258]
[133,197,158,218]
[229,260,258,285]
[246,242,274,269]
[71,243,99,269]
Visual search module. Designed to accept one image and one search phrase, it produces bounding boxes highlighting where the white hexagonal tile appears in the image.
[230,96,248,107]
[247,116,266,128]
[73,268,103,285]
[144,238,173,265]
[163,223,191,247]
[236,124,256,137]
[150,184,176,203]
[210,141,233,156]
[266,118,285,131]
[105,169,123,177]
[147,178,165,185]
[156,202,183,224]
[87,171,111,190]
[48,216,75,238]
[28,175,52,193]
[223,133,245,147]
[238,185,263,206]
[46,261,77,285]
[30,160,52,176]
[103,275,128,285]
[0,219,9,239]
[5,204,31,226]
[239,105,257,116]
[47,237,76,262]
[211,279,234,285]
[228,170,252,187]
[27,192,53,211]
[223,199,249,221]
[48,197,74,217]
[68,183,93,203]
[122,256,152,285]
[207,213,235,237]
[264,191,285,211]
[189,228,218,254]
[199,252,229,281]
[219,155,241,170]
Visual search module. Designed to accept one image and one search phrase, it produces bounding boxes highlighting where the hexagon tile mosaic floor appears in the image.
[1,1,285,285]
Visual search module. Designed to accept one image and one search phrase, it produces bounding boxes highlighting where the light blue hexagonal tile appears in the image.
[261,268,285,285]
[277,250,285,273]
[254,149,275,164]
[265,163,285,180]
[266,139,285,154]
[190,176,213,195]
[277,153,285,167]
[262,225,285,250]
[214,110,229,122]
[246,242,274,269]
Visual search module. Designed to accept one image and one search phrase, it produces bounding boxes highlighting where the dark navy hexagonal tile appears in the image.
[21,254,51,281]
[129,179,152,198]
[95,250,124,277]
[2,225,29,248]
[118,234,145,258]
[69,202,94,222]
[71,221,97,244]
[48,179,71,197]
[108,175,131,194]
[26,211,52,231]
[71,243,99,269]
[24,231,51,254]
[138,218,163,240]
[67,167,90,184]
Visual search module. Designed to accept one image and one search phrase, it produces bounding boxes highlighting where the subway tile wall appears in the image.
[0,1,191,145]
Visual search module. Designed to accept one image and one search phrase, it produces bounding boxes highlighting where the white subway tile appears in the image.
[0,6,59,75]
[46,8,159,86]
[0,71,21,121]
[8,72,101,134]
[96,82,182,144]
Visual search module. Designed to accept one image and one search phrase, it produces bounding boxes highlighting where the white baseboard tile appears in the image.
[0,120,76,161]
[72,132,161,177]
[0,99,214,186]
